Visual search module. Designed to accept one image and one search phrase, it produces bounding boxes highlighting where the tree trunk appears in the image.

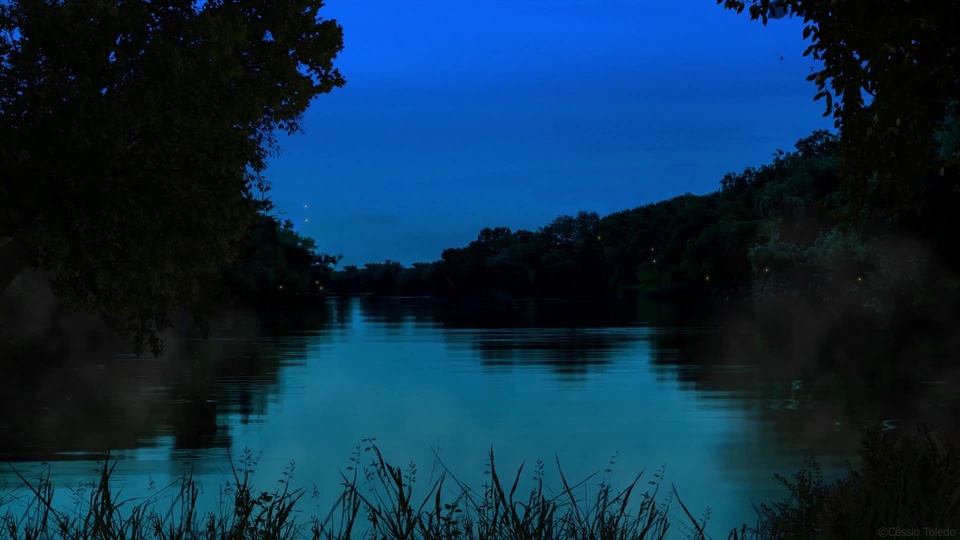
[0,236,24,297]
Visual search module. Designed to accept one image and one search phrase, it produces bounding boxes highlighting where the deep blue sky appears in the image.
[264,0,832,267]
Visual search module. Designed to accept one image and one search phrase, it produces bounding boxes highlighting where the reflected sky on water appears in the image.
[2,296,958,537]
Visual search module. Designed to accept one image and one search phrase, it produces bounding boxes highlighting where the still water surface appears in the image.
[2,296,955,537]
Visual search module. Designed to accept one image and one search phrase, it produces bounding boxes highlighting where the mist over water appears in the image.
[2,278,958,536]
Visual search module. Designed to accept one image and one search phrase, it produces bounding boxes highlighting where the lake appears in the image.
[1,295,957,538]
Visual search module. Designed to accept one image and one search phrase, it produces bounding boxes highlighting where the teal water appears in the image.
[2,296,955,537]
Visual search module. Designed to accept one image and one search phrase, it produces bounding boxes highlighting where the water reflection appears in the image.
[0,298,334,463]
[646,297,960,464]
[345,295,960,461]
[1,293,958,535]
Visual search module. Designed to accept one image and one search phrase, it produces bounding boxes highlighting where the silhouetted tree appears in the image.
[718,0,960,224]
[0,0,345,355]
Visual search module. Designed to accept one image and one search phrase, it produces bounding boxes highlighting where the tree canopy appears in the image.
[0,0,344,354]
[718,0,960,222]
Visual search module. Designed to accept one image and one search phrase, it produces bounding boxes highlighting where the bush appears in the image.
[733,424,960,540]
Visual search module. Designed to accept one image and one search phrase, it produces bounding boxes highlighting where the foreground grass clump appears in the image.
[4,425,958,539]
[732,424,960,540]
[317,440,711,540]
[0,442,709,540]
[1,449,308,540]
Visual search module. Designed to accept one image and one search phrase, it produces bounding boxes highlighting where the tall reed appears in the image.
[2,441,707,540]
[310,438,709,540]
[5,425,957,539]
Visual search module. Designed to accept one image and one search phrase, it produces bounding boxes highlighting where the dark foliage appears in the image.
[214,198,342,308]
[0,0,345,355]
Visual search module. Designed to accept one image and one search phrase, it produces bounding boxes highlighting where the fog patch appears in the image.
[692,232,960,453]
[0,268,266,458]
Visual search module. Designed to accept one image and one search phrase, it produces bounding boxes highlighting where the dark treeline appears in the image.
[310,130,960,317]
[33,126,947,313]
[324,132,841,300]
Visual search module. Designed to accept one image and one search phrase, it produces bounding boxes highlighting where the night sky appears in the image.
[264,0,833,267]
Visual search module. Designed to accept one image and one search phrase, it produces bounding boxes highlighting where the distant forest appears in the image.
[222,129,960,319]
